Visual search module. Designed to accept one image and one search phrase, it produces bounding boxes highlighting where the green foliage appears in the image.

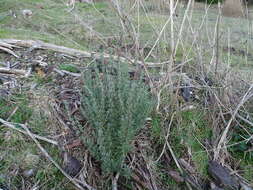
[59,64,80,73]
[32,74,53,86]
[80,61,154,174]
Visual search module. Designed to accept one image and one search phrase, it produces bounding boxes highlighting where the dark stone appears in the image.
[208,161,240,190]
[180,84,193,102]
[63,153,82,177]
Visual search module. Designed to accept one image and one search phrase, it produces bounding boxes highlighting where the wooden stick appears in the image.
[0,67,27,75]
[0,118,58,145]
[0,46,19,58]
[0,39,167,68]
[214,84,253,160]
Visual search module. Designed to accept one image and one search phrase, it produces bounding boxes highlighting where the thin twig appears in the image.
[155,113,175,162]
[20,122,96,190]
[214,84,253,160]
[0,46,19,58]
[6,106,18,121]
[112,172,120,190]
[0,118,58,145]
[0,67,27,75]
[215,2,221,75]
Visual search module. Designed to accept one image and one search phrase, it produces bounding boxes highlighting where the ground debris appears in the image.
[208,161,240,190]
[62,152,82,177]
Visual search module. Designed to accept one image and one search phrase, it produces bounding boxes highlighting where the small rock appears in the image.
[63,153,82,177]
[210,182,225,190]
[22,9,33,17]
[23,168,36,178]
[180,83,193,102]
[208,160,240,190]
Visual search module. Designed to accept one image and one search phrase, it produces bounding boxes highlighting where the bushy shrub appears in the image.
[80,61,154,174]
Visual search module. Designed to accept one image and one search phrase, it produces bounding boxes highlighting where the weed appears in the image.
[80,60,154,175]
[150,114,165,145]
[32,74,53,86]
[171,110,211,177]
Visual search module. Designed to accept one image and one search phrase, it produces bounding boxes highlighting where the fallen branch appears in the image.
[0,39,167,68]
[0,41,20,49]
[19,122,96,190]
[112,172,120,190]
[0,67,28,75]
[0,118,58,145]
[0,46,19,58]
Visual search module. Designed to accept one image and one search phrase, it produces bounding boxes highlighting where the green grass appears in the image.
[0,93,32,123]
[150,114,163,142]
[58,64,80,73]
[0,93,68,189]
[228,122,253,182]
[171,109,211,177]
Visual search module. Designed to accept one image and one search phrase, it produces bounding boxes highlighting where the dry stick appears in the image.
[108,1,156,96]
[166,138,193,190]
[139,0,159,36]
[183,1,213,64]
[236,113,253,128]
[112,172,120,190]
[0,118,58,145]
[0,41,20,49]
[155,113,175,162]
[155,113,193,190]
[214,84,253,160]
[146,161,158,190]
[0,67,28,75]
[215,3,221,75]
[174,0,192,53]
[19,122,96,190]
[143,2,178,62]
[6,106,18,121]
[58,69,81,77]
[0,46,19,58]
[0,39,164,68]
